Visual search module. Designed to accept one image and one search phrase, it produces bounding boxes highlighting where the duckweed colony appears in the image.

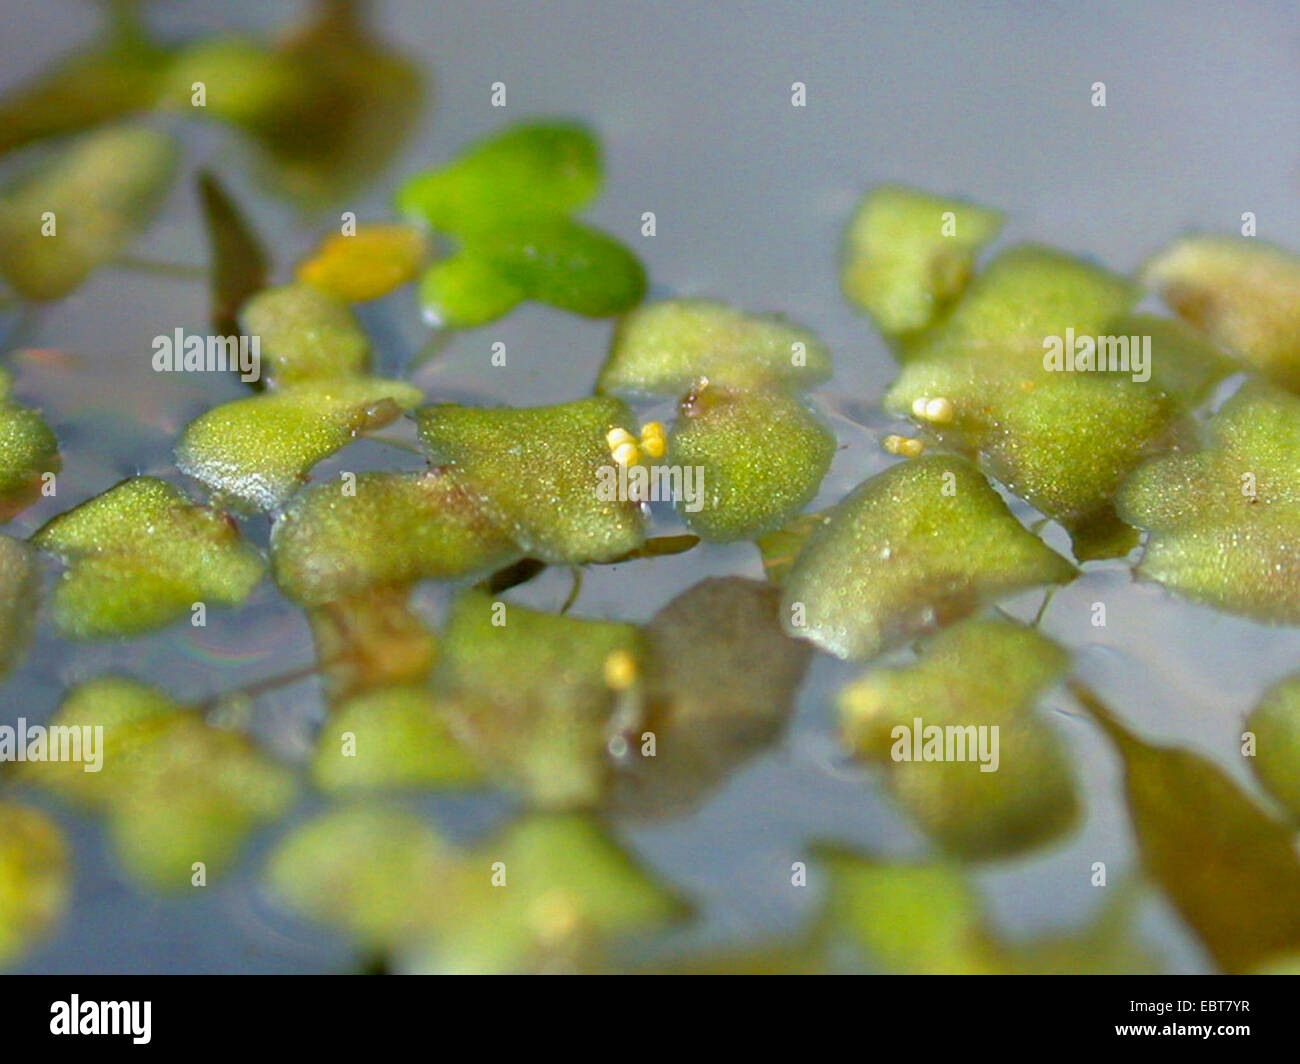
[1,1,1299,975]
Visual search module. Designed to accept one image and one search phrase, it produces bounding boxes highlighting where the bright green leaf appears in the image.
[396,122,600,233]
[398,122,639,327]
[416,253,523,328]
[419,218,644,327]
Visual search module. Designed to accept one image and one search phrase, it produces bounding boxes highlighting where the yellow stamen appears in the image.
[603,648,638,690]
[611,441,640,467]
[923,396,954,423]
[606,426,637,451]
[883,434,926,458]
[638,420,667,459]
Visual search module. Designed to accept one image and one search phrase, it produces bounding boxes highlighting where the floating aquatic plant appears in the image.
[175,378,423,511]
[416,397,646,564]
[0,368,59,521]
[22,676,295,891]
[0,804,68,967]
[781,455,1075,661]
[239,283,372,385]
[271,470,518,607]
[267,806,683,972]
[1117,381,1300,621]
[841,183,1004,339]
[431,589,640,807]
[598,299,832,396]
[666,385,834,542]
[1143,234,1300,392]
[839,618,1077,860]
[882,246,1183,560]
[32,477,264,638]
[0,123,176,301]
[2,15,1295,977]
[398,122,643,326]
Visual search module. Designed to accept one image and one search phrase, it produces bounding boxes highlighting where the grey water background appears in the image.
[2,0,1299,971]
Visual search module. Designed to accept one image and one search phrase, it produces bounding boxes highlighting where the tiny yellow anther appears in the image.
[603,648,638,690]
[911,396,930,419]
[606,426,637,451]
[638,420,667,459]
[882,434,925,457]
[923,396,954,423]
[611,441,640,467]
